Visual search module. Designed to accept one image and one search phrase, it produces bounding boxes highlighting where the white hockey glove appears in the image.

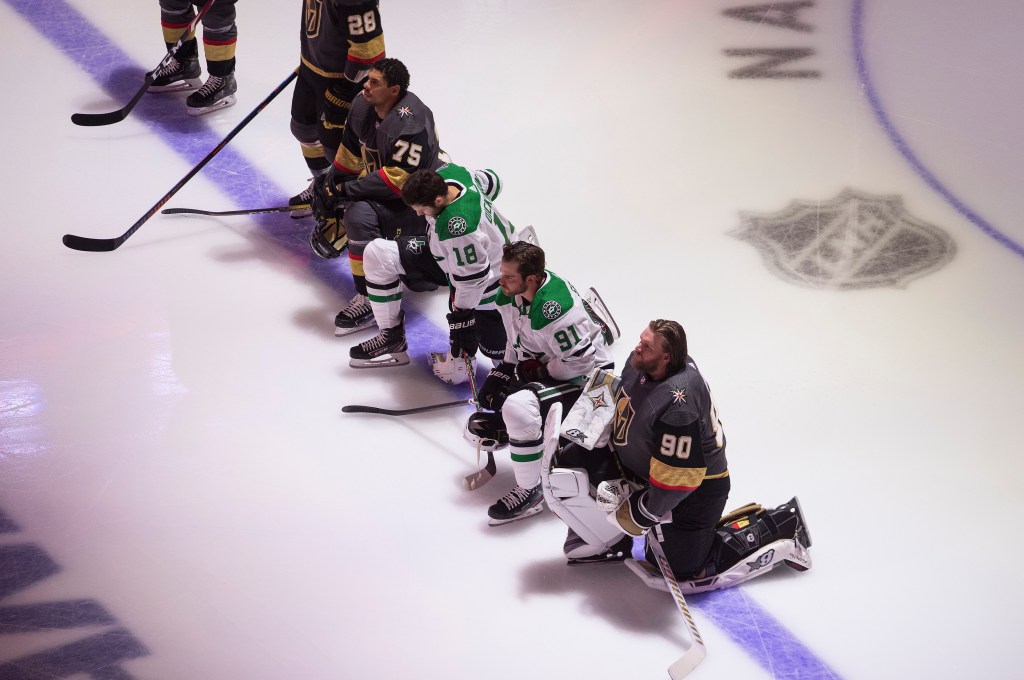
[560,367,620,449]
[606,487,660,538]
[595,479,640,513]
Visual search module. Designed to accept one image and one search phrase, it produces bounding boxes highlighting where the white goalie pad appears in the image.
[560,367,620,449]
[540,403,627,556]
[626,537,812,595]
[429,351,476,385]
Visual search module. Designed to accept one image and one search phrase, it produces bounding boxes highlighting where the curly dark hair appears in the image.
[370,57,410,97]
[401,169,447,207]
[501,241,546,280]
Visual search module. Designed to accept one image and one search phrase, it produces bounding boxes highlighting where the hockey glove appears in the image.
[447,308,479,359]
[516,358,549,383]
[477,362,516,410]
[606,487,660,537]
[311,168,351,219]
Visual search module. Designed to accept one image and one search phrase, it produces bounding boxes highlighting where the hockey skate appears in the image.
[334,294,376,336]
[781,496,813,571]
[148,56,202,93]
[288,178,316,219]
[349,312,409,368]
[186,73,237,116]
[487,484,544,526]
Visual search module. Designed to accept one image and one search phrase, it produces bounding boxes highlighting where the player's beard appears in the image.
[630,351,659,377]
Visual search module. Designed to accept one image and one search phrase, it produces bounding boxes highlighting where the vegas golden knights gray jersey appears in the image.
[333,91,441,202]
[611,356,729,517]
[300,1,385,82]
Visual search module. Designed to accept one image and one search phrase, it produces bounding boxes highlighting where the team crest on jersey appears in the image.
[671,388,686,404]
[405,237,426,255]
[732,188,956,289]
[447,216,468,236]
[541,300,563,320]
[611,387,635,447]
[397,106,413,118]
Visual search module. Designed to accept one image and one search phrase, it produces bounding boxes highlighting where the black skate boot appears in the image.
[288,178,317,219]
[186,73,237,116]
[349,312,409,368]
[148,56,202,93]
[487,484,544,526]
[334,294,375,336]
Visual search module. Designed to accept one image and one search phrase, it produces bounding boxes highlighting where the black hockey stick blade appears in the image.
[70,75,153,127]
[162,206,295,217]
[342,399,475,416]
[462,451,496,491]
[62,233,126,253]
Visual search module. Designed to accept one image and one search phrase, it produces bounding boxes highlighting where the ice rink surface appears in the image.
[2,1,1023,678]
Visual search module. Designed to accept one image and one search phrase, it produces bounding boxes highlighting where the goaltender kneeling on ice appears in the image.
[540,319,813,593]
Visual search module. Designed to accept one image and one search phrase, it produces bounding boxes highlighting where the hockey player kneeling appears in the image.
[541,320,812,593]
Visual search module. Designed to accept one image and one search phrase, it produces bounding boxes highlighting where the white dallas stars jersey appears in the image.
[494,271,613,382]
[426,163,515,310]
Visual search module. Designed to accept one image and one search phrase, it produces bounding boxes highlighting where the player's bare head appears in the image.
[402,169,447,212]
[499,242,545,296]
[647,319,688,375]
[502,241,545,279]
[369,58,410,97]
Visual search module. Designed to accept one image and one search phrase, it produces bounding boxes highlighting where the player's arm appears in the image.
[540,311,599,382]
[337,1,385,83]
[344,128,431,201]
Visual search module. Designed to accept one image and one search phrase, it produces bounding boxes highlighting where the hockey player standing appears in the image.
[288,0,386,217]
[147,0,239,116]
[542,320,812,592]
[471,242,615,525]
[309,58,443,335]
[347,164,521,370]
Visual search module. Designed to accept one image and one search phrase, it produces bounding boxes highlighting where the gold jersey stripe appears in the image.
[162,26,197,43]
[348,35,386,64]
[202,41,237,62]
[650,458,706,490]
[334,146,364,175]
[380,166,409,194]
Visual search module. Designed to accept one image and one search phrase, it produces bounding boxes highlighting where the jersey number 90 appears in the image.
[660,434,692,459]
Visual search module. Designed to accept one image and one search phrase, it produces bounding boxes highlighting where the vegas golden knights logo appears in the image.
[611,387,635,447]
[305,0,323,38]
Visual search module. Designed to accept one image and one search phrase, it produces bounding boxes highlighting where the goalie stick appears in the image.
[71,0,218,127]
[63,70,298,252]
[648,531,707,679]
[461,357,496,490]
[162,206,294,217]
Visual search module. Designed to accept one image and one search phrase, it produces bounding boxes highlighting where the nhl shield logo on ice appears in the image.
[731,188,956,289]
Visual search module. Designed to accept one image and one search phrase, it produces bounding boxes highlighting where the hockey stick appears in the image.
[461,357,496,490]
[648,531,707,679]
[63,70,298,252]
[162,206,294,217]
[71,0,218,126]
[341,399,474,416]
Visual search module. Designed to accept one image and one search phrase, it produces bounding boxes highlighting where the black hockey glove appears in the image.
[477,362,516,410]
[311,168,350,220]
[516,358,549,383]
[447,308,479,358]
[610,487,660,538]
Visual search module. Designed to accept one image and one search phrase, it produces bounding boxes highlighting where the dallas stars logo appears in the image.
[671,388,687,404]
[397,106,413,118]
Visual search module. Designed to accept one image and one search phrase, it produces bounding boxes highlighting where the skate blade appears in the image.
[349,352,410,369]
[148,78,203,93]
[487,503,544,526]
[335,322,376,337]
[187,95,237,117]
